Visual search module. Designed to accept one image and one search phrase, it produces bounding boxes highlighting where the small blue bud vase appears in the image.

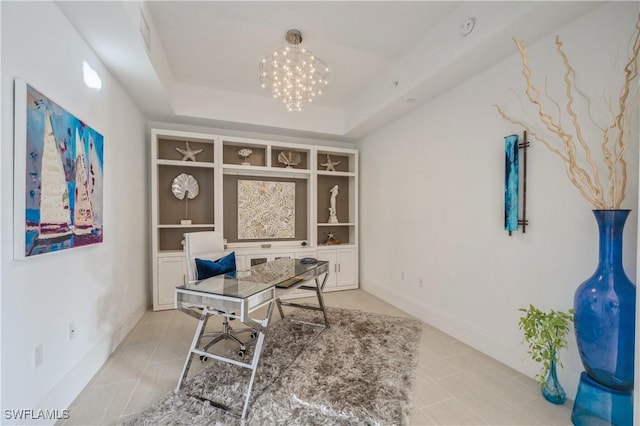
[571,209,635,425]
[541,359,566,404]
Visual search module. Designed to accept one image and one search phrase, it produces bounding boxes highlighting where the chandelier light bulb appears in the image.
[259,29,329,112]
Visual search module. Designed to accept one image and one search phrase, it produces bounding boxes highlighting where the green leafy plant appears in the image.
[518,305,574,386]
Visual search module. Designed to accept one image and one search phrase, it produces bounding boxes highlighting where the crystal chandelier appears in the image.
[259,30,329,112]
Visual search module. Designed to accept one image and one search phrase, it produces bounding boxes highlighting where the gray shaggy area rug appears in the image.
[122,306,422,425]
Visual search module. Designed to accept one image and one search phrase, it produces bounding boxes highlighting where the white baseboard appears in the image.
[23,301,148,425]
[362,281,527,373]
[362,280,582,396]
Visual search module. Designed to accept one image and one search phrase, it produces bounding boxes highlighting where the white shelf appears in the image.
[157,224,215,228]
[222,164,269,172]
[157,159,215,168]
[158,250,185,255]
[222,164,310,179]
[317,171,355,177]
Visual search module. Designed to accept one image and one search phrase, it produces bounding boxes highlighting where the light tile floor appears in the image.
[57,290,572,425]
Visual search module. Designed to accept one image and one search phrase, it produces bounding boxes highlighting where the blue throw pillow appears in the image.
[195,252,236,280]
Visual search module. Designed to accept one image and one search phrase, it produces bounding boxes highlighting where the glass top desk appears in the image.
[175,257,330,419]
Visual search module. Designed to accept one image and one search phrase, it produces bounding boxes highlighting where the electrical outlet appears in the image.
[418,277,424,288]
[68,322,76,340]
[401,271,405,281]
[34,344,43,368]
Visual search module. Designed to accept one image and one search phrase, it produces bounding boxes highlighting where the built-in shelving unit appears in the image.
[315,147,357,247]
[151,129,358,310]
[151,129,219,310]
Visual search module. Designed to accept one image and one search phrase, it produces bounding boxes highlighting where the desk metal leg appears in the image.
[175,308,211,392]
[314,273,330,328]
[276,296,285,320]
[240,301,273,419]
[175,302,274,420]
[275,272,330,329]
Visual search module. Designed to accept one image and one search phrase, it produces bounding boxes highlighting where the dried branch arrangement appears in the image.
[496,15,640,209]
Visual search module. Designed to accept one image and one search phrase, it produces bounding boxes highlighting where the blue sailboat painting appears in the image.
[20,82,104,257]
[504,134,519,232]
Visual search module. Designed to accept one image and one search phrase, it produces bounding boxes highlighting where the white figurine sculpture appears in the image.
[328,185,339,224]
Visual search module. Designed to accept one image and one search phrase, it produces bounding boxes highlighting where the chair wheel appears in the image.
[200,355,208,362]
[250,331,258,339]
[238,349,246,357]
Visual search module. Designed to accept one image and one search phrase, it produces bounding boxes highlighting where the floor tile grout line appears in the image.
[455,397,491,426]
[114,311,173,421]
[439,372,549,425]
[449,367,540,410]
[435,353,542,407]
[442,351,523,381]
[421,396,489,425]
[87,377,140,390]
[117,377,142,422]
[422,395,456,409]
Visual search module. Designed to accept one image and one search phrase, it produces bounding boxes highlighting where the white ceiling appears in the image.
[148,1,459,108]
[57,1,601,141]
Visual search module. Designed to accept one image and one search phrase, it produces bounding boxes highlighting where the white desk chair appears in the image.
[183,231,255,357]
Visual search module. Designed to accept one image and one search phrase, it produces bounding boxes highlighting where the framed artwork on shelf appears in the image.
[237,179,295,239]
[14,79,104,259]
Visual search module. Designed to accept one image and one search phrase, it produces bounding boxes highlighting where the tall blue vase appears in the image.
[572,210,635,425]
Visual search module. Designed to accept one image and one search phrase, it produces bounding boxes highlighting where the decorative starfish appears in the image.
[325,230,341,245]
[175,141,204,162]
[320,154,341,172]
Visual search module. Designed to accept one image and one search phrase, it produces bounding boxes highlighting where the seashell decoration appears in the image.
[238,148,253,165]
[172,173,199,224]
[171,173,199,200]
[277,150,301,168]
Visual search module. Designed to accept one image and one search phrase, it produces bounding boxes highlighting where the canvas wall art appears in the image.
[504,134,519,232]
[14,79,104,258]
[237,180,295,239]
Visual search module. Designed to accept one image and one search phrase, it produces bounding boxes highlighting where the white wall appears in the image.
[357,2,639,398]
[1,2,148,423]
[0,0,4,417]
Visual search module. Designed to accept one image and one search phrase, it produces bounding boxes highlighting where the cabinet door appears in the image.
[156,257,185,310]
[336,248,357,287]
[316,249,338,289]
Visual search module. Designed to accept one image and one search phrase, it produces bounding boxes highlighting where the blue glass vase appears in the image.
[541,359,566,404]
[573,210,636,390]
